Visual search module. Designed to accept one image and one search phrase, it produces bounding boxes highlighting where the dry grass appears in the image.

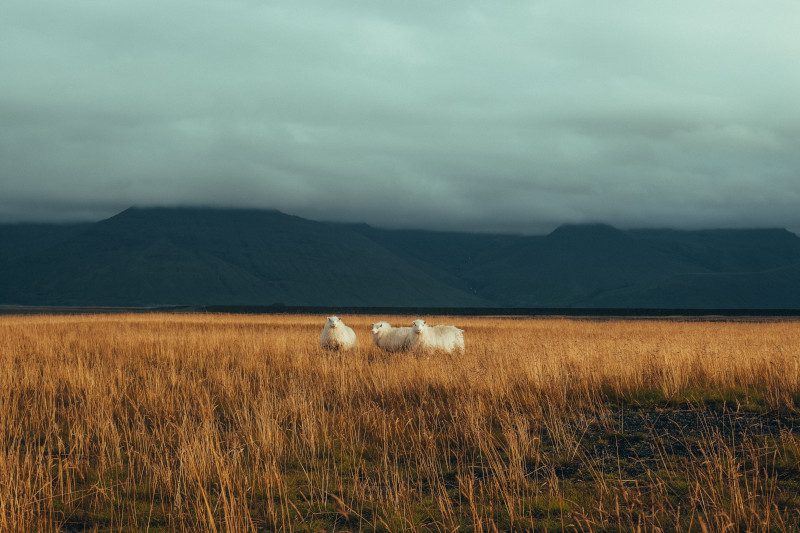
[1,313,799,531]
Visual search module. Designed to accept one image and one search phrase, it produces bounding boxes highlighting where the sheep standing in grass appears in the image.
[371,322,414,352]
[319,316,357,351]
[409,319,465,353]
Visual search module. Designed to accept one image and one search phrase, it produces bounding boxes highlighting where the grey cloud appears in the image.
[1,0,799,234]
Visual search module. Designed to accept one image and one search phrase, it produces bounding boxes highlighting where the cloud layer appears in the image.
[2,0,799,233]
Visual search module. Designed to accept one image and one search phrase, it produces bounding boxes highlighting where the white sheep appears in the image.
[319,316,357,351]
[409,319,465,353]
[371,321,414,352]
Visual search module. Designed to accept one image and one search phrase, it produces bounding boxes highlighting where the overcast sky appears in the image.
[1,1,799,233]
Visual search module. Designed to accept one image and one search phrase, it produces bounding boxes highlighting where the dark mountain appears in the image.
[584,264,800,308]
[1,207,799,308]
[458,224,703,306]
[0,208,487,306]
[629,228,800,273]
[347,224,521,297]
[0,223,89,264]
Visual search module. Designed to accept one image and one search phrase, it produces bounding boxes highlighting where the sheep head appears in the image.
[326,316,341,328]
[371,322,390,335]
[411,319,427,335]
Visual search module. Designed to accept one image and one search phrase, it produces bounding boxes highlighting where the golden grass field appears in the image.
[1,313,799,531]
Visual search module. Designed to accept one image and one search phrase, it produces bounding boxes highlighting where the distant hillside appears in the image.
[0,223,89,263]
[582,264,800,308]
[0,208,486,307]
[1,207,799,308]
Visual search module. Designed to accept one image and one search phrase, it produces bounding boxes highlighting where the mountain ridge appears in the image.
[1,207,799,308]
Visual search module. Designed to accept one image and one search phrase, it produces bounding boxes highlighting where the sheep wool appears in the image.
[319,316,357,351]
[409,319,465,353]
[371,321,414,352]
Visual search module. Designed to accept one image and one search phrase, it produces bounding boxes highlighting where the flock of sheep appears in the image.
[319,316,465,353]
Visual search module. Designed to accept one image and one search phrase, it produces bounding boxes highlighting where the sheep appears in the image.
[371,321,414,352]
[409,319,465,353]
[319,316,357,351]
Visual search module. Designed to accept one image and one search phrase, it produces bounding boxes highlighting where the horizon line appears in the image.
[0,204,798,238]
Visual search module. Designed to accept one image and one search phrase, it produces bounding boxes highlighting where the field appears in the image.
[1,314,800,531]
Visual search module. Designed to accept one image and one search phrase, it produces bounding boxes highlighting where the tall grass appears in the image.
[1,314,798,530]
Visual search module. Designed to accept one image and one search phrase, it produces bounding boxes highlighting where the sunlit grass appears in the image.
[1,314,799,530]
